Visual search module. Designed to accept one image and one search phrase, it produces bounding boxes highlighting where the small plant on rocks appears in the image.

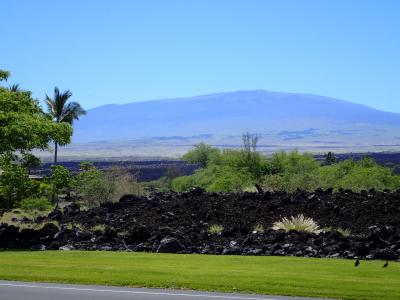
[272,214,321,234]
[91,224,106,233]
[322,226,352,237]
[208,224,224,235]
[252,224,265,233]
[337,227,351,237]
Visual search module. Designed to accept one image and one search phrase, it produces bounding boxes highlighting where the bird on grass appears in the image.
[383,261,389,268]
[354,258,360,267]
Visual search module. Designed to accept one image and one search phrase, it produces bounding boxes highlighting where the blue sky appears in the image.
[2,0,400,112]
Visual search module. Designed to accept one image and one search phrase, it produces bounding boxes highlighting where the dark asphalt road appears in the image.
[0,280,329,300]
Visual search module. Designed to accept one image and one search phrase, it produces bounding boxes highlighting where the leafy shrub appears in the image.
[272,214,321,234]
[268,150,320,175]
[182,143,221,167]
[208,224,224,235]
[47,165,73,205]
[207,166,254,192]
[19,197,52,212]
[219,149,269,181]
[263,172,321,192]
[49,165,72,193]
[317,158,400,192]
[0,159,36,208]
[175,142,400,193]
[172,167,217,191]
[73,163,113,207]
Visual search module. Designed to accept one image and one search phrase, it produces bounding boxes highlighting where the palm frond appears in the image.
[8,84,20,92]
[54,87,72,119]
[60,102,87,124]
[44,86,85,125]
[44,95,57,117]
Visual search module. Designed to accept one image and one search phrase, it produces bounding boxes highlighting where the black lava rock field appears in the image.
[1,188,400,260]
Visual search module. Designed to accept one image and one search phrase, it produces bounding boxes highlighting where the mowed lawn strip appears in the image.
[0,251,399,300]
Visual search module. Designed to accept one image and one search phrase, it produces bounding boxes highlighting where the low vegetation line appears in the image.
[0,251,399,300]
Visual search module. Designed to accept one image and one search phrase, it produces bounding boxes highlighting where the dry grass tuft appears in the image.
[208,224,224,235]
[273,214,321,234]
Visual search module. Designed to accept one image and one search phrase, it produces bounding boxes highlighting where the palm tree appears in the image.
[45,87,86,164]
[8,84,20,91]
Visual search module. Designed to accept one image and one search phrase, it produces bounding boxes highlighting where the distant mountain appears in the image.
[73,90,400,143]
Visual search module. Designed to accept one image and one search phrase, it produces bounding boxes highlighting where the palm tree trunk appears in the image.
[54,141,58,164]
[52,141,58,207]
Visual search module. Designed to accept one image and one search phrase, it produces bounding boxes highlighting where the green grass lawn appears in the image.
[0,251,399,300]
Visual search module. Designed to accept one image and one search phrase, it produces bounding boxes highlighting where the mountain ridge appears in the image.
[88,90,394,114]
[73,90,400,143]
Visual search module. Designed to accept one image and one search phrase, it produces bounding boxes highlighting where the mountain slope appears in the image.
[73,90,400,142]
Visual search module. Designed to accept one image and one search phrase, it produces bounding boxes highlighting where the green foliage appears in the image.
[269,150,320,175]
[0,70,74,208]
[225,132,269,180]
[262,152,400,192]
[174,135,270,192]
[316,157,400,192]
[0,76,72,156]
[171,167,214,191]
[73,164,113,207]
[45,87,86,125]
[263,172,321,193]
[19,197,52,212]
[182,143,221,167]
[324,151,337,165]
[20,153,41,173]
[219,149,269,181]
[0,159,35,208]
[79,161,95,171]
[0,70,10,82]
[176,143,400,193]
[207,166,254,192]
[44,87,86,163]
[48,165,73,194]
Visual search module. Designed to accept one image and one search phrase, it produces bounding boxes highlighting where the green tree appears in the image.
[324,151,337,165]
[48,165,73,206]
[0,73,72,157]
[20,153,41,174]
[182,143,220,168]
[45,87,86,164]
[73,163,113,207]
[0,70,10,81]
[0,159,31,208]
[262,151,322,192]
[8,84,20,92]
[1,70,73,207]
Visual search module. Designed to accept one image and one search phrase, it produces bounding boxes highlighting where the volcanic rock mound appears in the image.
[1,189,400,260]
